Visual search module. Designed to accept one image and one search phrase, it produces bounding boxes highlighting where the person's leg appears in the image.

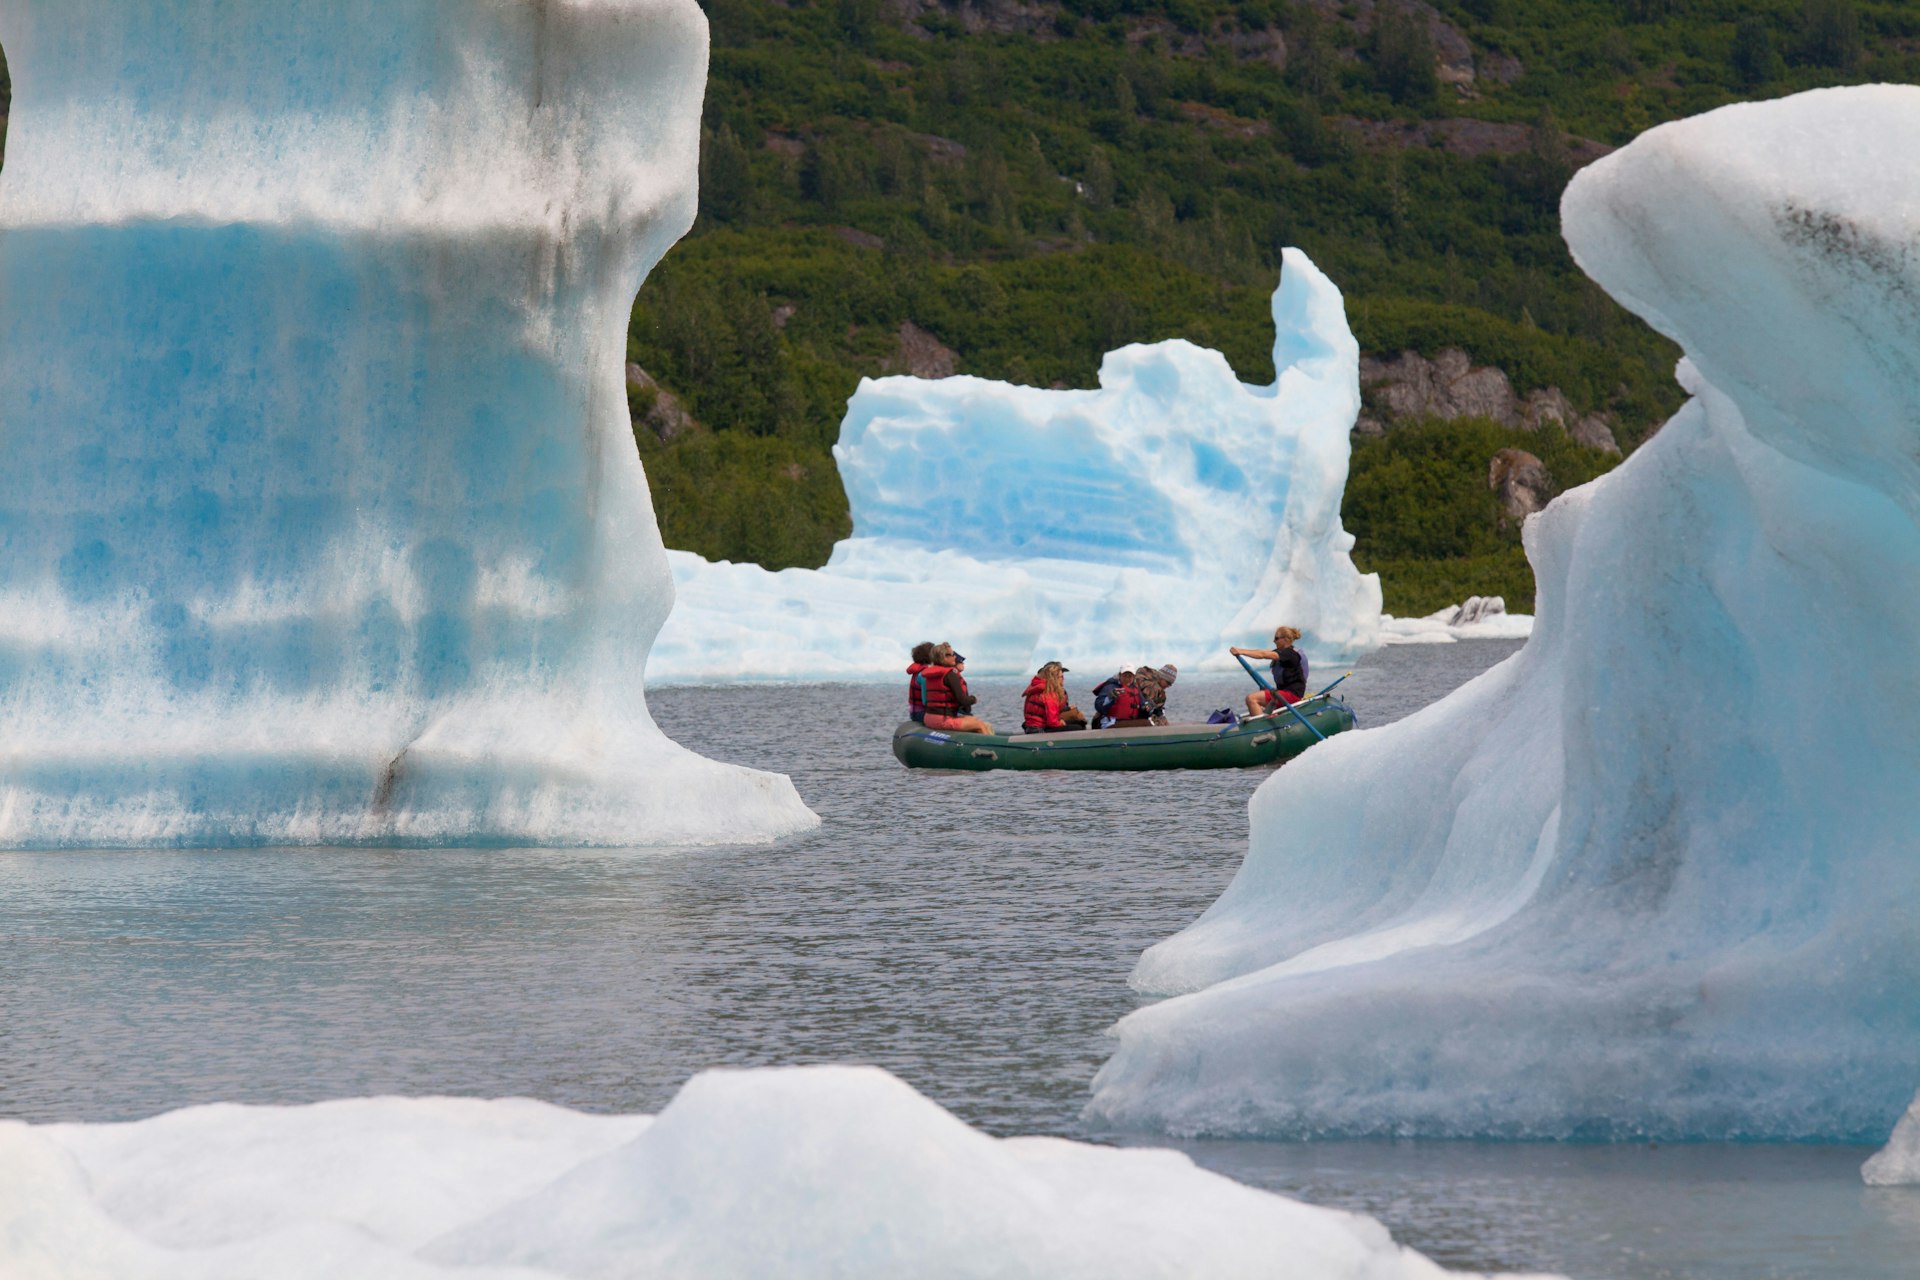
[951,715,993,734]
[1244,691,1268,716]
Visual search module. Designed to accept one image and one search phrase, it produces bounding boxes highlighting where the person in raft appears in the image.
[905,640,936,722]
[1090,669,1146,729]
[1021,661,1085,733]
[920,642,993,734]
[1132,663,1178,722]
[1231,626,1308,717]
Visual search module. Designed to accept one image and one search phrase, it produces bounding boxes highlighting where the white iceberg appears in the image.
[3,1065,1555,1279]
[0,0,815,845]
[1863,1091,1920,1186]
[647,249,1383,682]
[1089,86,1920,1141]
[1379,596,1535,645]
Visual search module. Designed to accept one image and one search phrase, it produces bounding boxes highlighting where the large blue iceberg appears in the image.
[0,0,815,846]
[1090,86,1920,1141]
[648,250,1384,682]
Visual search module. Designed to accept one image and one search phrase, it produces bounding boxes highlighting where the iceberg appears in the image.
[2,1065,1553,1279]
[1089,86,1920,1141]
[1379,596,1534,646]
[1863,1090,1920,1186]
[647,250,1383,682]
[0,0,815,845]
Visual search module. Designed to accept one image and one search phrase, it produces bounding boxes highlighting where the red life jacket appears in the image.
[919,665,958,715]
[1021,676,1063,731]
[906,662,927,716]
[1110,683,1144,721]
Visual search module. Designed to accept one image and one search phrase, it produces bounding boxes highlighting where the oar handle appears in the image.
[1234,652,1275,692]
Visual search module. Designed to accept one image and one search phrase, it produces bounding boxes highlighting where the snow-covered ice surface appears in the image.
[649,249,1382,682]
[2,1066,1551,1280]
[1863,1091,1920,1186]
[0,1,814,845]
[1089,86,1920,1141]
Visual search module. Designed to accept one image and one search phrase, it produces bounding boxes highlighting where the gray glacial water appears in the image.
[3,638,1915,1279]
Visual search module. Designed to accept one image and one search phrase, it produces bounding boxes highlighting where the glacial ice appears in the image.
[2,1066,1553,1280]
[1378,597,1534,646]
[1863,1091,1920,1186]
[0,0,815,845]
[1089,86,1920,1141]
[647,249,1383,682]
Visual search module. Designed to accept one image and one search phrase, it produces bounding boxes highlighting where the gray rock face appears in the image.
[885,321,960,379]
[1361,347,1519,426]
[1358,348,1622,454]
[1569,412,1620,453]
[1488,447,1552,520]
[1522,387,1620,452]
[626,362,698,443]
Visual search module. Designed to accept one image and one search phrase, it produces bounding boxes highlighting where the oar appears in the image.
[1310,672,1352,700]
[1235,652,1326,743]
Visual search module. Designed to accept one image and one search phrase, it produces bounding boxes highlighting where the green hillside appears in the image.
[633,0,1916,613]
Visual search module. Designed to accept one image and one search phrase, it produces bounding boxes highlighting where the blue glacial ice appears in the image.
[1089,86,1920,1141]
[2,1065,1553,1279]
[0,0,815,846]
[647,249,1384,682]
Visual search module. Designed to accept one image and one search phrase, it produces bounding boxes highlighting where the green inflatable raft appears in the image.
[891,697,1356,772]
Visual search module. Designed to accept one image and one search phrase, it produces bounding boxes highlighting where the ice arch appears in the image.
[1090,85,1920,1141]
[0,0,816,845]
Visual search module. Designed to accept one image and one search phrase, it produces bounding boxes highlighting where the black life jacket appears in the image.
[1271,649,1307,698]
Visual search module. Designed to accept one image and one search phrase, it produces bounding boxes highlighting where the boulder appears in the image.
[1488,447,1551,520]
[885,321,960,379]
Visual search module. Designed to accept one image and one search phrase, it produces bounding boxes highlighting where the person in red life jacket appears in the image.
[920,641,993,734]
[1091,669,1147,728]
[1020,661,1083,734]
[906,640,936,722]
[1231,626,1308,717]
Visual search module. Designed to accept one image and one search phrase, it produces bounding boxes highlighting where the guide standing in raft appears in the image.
[1231,626,1307,717]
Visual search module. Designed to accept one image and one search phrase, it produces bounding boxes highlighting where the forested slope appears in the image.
[632,0,1915,613]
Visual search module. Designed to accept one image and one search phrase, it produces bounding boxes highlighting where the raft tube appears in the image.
[891,698,1356,771]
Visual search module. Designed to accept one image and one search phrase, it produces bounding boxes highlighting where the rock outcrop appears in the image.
[885,321,960,379]
[1355,347,1621,453]
[1488,447,1552,521]
[626,363,699,443]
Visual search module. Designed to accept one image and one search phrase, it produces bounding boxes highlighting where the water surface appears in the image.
[5,639,1913,1278]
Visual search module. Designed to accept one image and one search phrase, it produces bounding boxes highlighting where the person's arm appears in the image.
[1230,646,1279,660]
[947,669,974,710]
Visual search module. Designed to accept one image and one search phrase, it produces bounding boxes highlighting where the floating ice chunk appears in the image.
[5,1066,1556,1280]
[648,250,1382,682]
[1090,86,1920,1141]
[1379,597,1534,645]
[0,0,815,844]
[1863,1091,1920,1186]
